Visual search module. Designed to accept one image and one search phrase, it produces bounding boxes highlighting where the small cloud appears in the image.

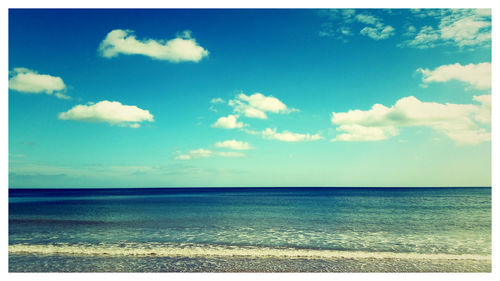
[261,128,323,142]
[209,105,218,113]
[55,92,71,100]
[176,154,192,160]
[360,24,395,40]
[398,26,440,49]
[209,98,225,113]
[214,140,253,150]
[9,68,69,99]
[228,92,297,119]
[417,62,491,90]
[210,97,225,104]
[318,9,357,41]
[211,114,246,129]
[98,29,209,62]
[332,124,398,142]
[58,100,154,128]
[217,151,246,157]
[355,13,395,40]
[356,14,379,25]
[128,123,141,129]
[176,148,245,160]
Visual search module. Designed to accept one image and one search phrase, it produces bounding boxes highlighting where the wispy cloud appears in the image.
[214,140,253,150]
[9,68,69,99]
[360,25,395,40]
[175,148,245,160]
[319,9,395,41]
[58,100,154,128]
[331,95,491,145]
[417,62,491,90]
[400,9,491,49]
[248,128,324,142]
[98,29,209,62]
[210,97,225,104]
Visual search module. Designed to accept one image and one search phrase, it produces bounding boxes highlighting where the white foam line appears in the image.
[8,243,491,261]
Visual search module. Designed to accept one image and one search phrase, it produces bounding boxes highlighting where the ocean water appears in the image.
[8,187,491,272]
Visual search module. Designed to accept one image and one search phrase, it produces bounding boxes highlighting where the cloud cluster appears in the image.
[210,92,321,143]
[319,9,395,41]
[357,13,395,40]
[214,140,253,150]
[176,148,245,160]
[99,29,209,62]
[360,25,395,40]
[401,9,491,49]
[9,68,69,99]
[211,92,295,129]
[58,100,154,128]
[331,95,491,145]
[417,62,491,90]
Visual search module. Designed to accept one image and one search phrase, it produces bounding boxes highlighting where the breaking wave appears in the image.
[9,243,491,261]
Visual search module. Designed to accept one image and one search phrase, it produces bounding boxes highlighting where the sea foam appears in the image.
[8,243,491,261]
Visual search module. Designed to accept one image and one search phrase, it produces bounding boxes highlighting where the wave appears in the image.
[8,243,491,261]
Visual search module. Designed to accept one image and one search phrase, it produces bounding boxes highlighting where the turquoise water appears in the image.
[8,187,491,272]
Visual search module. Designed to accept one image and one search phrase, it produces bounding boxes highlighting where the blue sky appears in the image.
[8,9,492,188]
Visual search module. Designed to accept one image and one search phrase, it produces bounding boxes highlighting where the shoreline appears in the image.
[9,254,492,273]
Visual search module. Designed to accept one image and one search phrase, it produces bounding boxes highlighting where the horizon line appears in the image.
[8,186,492,190]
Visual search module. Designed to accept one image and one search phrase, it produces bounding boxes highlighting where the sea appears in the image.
[8,187,491,272]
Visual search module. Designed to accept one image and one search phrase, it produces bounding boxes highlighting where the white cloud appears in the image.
[177,148,213,160]
[58,100,154,128]
[417,62,491,90]
[360,24,395,40]
[261,128,323,142]
[175,154,193,160]
[214,140,253,150]
[320,10,395,41]
[339,26,352,36]
[472,95,491,124]
[176,148,245,160]
[440,16,491,47]
[355,14,379,25]
[217,151,246,157]
[355,12,395,40]
[228,92,296,119]
[406,25,417,33]
[331,95,491,145]
[400,26,440,49]
[9,68,69,99]
[211,114,246,129]
[401,9,491,49]
[210,97,225,104]
[98,29,209,62]
[334,124,398,142]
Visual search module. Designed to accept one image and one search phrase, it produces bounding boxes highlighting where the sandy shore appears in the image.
[9,254,491,272]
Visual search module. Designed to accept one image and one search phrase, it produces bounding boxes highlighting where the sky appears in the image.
[8,8,492,188]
